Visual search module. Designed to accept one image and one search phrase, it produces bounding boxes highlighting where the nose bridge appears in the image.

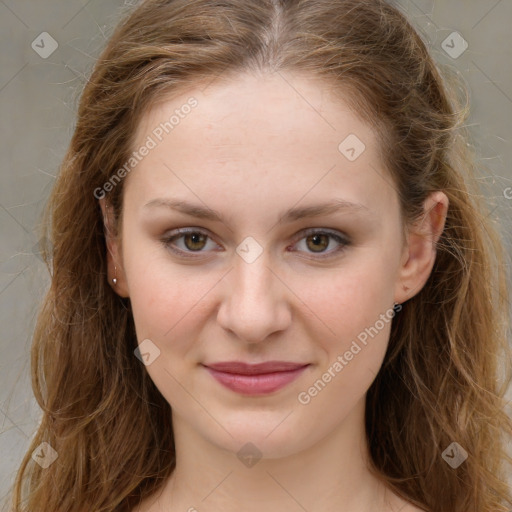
[217,243,291,343]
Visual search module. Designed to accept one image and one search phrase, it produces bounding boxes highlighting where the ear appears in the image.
[394,191,449,304]
[98,197,130,298]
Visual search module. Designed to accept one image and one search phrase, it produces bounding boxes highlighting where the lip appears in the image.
[202,361,310,395]
[204,361,309,374]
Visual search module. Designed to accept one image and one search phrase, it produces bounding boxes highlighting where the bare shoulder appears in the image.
[132,499,426,512]
[130,495,426,512]
[387,492,428,512]
[396,502,428,512]
[130,495,159,512]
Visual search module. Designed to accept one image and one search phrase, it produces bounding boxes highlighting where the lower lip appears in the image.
[204,365,310,395]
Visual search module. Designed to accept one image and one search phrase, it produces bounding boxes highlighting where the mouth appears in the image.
[201,361,311,395]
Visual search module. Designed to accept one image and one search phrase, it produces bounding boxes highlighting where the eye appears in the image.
[289,228,350,259]
[161,228,220,257]
[161,227,350,260]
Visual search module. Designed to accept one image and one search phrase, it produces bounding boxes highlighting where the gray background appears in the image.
[1,0,511,506]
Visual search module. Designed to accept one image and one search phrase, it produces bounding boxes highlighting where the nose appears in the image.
[216,247,292,344]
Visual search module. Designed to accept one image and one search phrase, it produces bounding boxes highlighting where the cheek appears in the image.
[122,241,178,335]
[294,250,398,390]
[129,274,196,341]
[123,244,218,352]
[300,257,396,340]
[296,266,395,412]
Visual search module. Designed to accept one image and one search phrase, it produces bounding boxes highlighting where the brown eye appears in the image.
[291,229,350,259]
[161,227,350,260]
[305,233,330,253]
[182,232,208,251]
[161,228,219,257]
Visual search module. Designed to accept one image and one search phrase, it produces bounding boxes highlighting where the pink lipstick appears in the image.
[202,361,310,395]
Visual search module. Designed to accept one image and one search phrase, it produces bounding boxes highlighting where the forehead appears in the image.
[135,71,375,151]
[126,71,397,222]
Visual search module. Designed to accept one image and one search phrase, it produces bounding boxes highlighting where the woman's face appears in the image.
[111,71,421,458]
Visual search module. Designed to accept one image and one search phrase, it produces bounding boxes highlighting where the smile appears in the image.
[202,364,310,395]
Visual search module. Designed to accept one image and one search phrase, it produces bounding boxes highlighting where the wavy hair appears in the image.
[5,0,512,511]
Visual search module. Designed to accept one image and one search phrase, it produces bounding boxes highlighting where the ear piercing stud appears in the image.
[112,265,118,286]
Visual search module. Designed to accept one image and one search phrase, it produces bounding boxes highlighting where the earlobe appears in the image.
[98,198,130,298]
[394,191,449,304]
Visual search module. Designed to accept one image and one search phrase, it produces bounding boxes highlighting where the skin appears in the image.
[100,70,448,512]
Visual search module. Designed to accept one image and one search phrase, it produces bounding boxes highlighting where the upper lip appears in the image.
[203,361,310,375]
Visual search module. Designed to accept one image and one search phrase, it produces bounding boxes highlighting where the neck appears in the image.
[154,395,392,512]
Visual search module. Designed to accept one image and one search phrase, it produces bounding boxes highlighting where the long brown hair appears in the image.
[6,0,512,511]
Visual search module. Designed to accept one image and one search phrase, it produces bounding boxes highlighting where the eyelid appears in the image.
[161,226,350,259]
[293,227,349,244]
[161,227,221,257]
[288,228,350,259]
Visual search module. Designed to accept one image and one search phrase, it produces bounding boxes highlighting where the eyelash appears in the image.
[160,227,351,260]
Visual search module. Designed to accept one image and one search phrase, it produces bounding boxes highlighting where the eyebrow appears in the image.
[144,197,374,223]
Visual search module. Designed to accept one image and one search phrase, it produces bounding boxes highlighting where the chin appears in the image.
[206,415,310,461]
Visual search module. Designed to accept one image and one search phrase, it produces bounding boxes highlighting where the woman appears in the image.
[7,0,512,511]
